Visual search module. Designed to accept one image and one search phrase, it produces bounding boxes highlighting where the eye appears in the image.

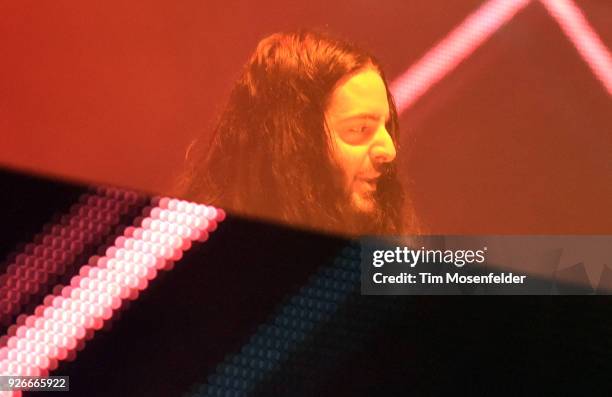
[349,125,371,134]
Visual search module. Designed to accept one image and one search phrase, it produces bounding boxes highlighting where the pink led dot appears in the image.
[143,231,155,243]
[181,233,193,247]
[178,225,192,239]
[97,293,111,307]
[61,286,73,298]
[62,324,76,338]
[38,356,50,370]
[124,226,136,237]
[184,202,197,214]
[143,253,156,267]
[205,206,217,219]
[141,218,153,229]
[207,220,218,232]
[193,217,209,232]
[150,207,162,218]
[34,318,45,329]
[157,221,169,232]
[122,249,135,261]
[106,283,121,296]
[189,228,202,240]
[43,307,54,319]
[95,269,109,282]
[42,321,52,333]
[167,199,179,210]
[79,266,91,277]
[59,299,71,311]
[146,267,157,280]
[167,223,179,234]
[126,275,139,288]
[128,289,139,300]
[70,312,84,327]
[134,265,147,279]
[25,353,37,367]
[24,316,36,328]
[158,197,170,208]
[168,236,181,249]
[92,318,104,330]
[70,276,82,289]
[132,251,145,264]
[197,231,209,242]
[158,233,169,245]
[66,337,77,350]
[52,296,63,308]
[61,310,71,323]
[77,289,89,302]
[105,246,118,258]
[102,307,113,320]
[152,257,164,269]
[163,248,176,261]
[171,250,183,261]
[181,214,195,227]
[8,361,22,374]
[83,316,94,328]
[108,259,122,272]
[130,239,142,251]
[137,241,150,253]
[57,347,68,360]
[75,326,86,339]
[89,279,99,291]
[118,286,131,299]
[175,213,186,224]
[154,246,166,258]
[51,321,63,334]
[69,288,80,300]
[16,326,27,338]
[25,328,36,340]
[110,296,122,310]
[111,272,124,284]
[16,351,27,364]
[137,279,148,291]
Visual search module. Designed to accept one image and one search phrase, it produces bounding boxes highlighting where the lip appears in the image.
[357,176,379,192]
[358,173,381,181]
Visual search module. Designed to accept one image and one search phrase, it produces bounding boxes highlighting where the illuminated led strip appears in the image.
[0,198,224,396]
[0,188,144,329]
[539,0,612,94]
[391,0,531,113]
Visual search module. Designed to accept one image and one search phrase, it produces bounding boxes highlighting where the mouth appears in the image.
[357,176,380,192]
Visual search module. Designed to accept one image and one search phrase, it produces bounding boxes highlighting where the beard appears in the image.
[342,191,385,236]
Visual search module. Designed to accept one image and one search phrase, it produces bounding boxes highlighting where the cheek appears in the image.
[332,140,370,184]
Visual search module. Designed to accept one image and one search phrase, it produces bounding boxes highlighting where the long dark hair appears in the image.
[179,29,406,235]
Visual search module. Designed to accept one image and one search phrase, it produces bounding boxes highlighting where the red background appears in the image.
[2,0,611,233]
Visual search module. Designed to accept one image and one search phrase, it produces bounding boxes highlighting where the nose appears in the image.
[370,126,397,164]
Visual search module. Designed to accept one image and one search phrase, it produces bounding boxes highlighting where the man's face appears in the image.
[325,68,397,214]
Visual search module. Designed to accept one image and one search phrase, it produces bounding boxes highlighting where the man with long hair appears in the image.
[180,30,411,236]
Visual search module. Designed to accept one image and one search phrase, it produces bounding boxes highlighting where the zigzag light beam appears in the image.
[539,0,612,94]
[391,0,531,113]
[391,0,612,114]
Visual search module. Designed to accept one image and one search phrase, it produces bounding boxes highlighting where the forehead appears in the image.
[326,68,389,120]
